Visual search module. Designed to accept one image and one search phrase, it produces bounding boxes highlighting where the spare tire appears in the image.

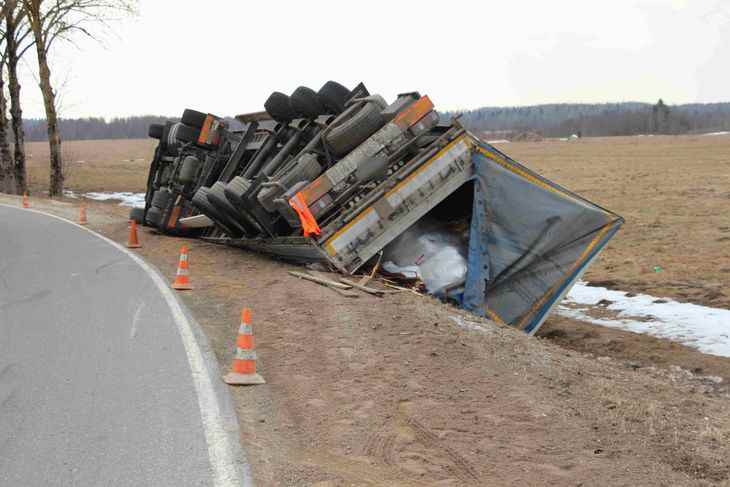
[290,86,325,119]
[324,97,386,156]
[264,92,296,123]
[317,81,351,114]
[181,109,208,129]
[148,124,164,140]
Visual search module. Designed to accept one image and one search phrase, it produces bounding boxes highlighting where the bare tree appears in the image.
[0,4,16,194]
[0,68,15,193]
[3,0,34,194]
[22,0,137,196]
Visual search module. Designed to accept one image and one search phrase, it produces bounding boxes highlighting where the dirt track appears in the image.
[6,134,730,485]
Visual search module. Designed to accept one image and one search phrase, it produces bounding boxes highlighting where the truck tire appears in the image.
[264,92,296,123]
[324,97,386,157]
[151,188,172,209]
[145,206,162,227]
[148,124,164,140]
[129,207,145,224]
[317,81,350,114]
[192,187,242,238]
[290,86,325,120]
[170,123,201,144]
[181,109,208,129]
[207,182,257,235]
[224,176,253,209]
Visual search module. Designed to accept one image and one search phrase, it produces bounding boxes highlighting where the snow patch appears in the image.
[486,139,511,144]
[560,282,730,358]
[85,192,145,208]
[449,315,493,334]
[702,131,730,136]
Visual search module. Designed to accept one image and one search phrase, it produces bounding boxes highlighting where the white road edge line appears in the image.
[1,204,251,487]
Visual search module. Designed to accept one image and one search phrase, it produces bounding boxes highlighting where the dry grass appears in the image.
[25,138,156,194]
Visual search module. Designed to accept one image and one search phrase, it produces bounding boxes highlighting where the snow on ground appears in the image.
[559,282,730,358]
[702,131,730,136]
[85,192,145,208]
[449,315,495,335]
[486,139,511,144]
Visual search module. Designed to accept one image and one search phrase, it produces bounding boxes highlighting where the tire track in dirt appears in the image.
[365,400,481,484]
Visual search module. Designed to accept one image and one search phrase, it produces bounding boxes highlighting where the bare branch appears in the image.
[20,0,138,196]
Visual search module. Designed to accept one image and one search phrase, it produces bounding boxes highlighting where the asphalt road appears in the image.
[0,205,248,487]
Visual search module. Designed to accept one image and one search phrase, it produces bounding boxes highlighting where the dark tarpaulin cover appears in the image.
[462,138,623,334]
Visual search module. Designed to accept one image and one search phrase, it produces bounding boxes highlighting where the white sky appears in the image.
[16,0,730,119]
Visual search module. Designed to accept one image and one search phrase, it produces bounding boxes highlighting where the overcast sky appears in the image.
[16,0,730,119]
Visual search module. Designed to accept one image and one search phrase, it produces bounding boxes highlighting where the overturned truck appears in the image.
[134,81,623,335]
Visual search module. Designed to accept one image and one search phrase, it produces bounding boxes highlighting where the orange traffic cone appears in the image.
[78,203,88,225]
[171,245,192,290]
[22,192,29,208]
[224,308,265,385]
[127,220,142,248]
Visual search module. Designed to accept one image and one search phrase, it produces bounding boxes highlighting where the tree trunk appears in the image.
[5,4,27,194]
[29,13,63,197]
[0,72,16,194]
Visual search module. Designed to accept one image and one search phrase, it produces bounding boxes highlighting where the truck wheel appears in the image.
[317,81,350,114]
[224,176,252,208]
[145,206,162,227]
[324,96,386,156]
[290,86,325,119]
[192,187,243,238]
[181,109,208,129]
[207,182,256,235]
[264,92,296,123]
[129,207,145,224]
[151,188,172,209]
[148,124,164,140]
[170,123,202,144]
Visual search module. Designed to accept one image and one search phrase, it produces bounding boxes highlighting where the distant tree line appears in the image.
[23,115,174,141]
[446,100,730,137]
[14,100,730,146]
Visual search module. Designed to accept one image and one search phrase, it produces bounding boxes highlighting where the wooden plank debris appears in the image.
[289,270,359,298]
[339,278,385,296]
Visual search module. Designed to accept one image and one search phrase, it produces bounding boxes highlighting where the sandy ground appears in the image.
[4,185,730,487]
[5,133,730,485]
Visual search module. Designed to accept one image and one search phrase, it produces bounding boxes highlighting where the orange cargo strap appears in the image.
[289,192,321,237]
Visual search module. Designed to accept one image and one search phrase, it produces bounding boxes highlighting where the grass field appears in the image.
[26,138,155,193]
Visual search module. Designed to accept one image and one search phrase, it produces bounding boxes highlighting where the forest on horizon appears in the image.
[20,100,730,142]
